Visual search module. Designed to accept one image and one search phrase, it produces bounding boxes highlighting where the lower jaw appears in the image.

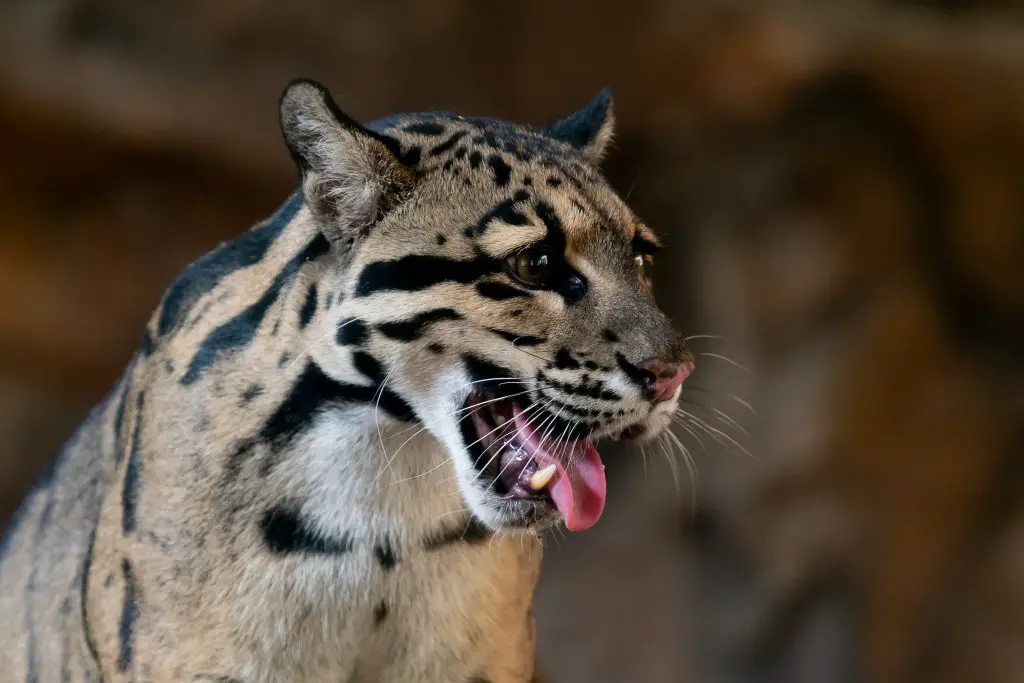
[492,498,561,530]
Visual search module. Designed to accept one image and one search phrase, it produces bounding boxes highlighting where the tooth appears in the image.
[529,464,557,490]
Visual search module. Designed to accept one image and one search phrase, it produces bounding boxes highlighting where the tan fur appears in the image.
[0,81,688,683]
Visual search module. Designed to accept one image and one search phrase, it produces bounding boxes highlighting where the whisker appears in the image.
[683,334,731,343]
[665,429,699,511]
[682,386,756,415]
[711,406,751,439]
[373,369,398,481]
[675,401,750,442]
[679,410,754,459]
[670,416,708,453]
[505,343,552,365]
[696,352,752,374]
[657,436,681,494]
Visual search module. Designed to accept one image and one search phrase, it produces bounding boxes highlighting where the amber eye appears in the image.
[507,245,555,286]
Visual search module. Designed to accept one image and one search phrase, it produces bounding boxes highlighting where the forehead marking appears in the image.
[472,191,531,236]
[429,131,467,156]
[403,122,446,136]
[487,155,512,187]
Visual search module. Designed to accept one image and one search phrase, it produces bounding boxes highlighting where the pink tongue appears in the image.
[512,406,607,531]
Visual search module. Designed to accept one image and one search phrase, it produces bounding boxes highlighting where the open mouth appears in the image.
[463,393,607,531]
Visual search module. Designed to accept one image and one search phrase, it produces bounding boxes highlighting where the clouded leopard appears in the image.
[0,79,693,683]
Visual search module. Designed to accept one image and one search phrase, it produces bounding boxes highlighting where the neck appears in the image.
[248,210,472,546]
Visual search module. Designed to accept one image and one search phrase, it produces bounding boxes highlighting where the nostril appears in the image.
[615,353,657,392]
[641,358,694,403]
[618,354,694,401]
[639,369,657,393]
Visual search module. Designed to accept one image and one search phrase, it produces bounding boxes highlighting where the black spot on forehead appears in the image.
[368,111,591,177]
[487,155,511,187]
[461,116,574,158]
[432,131,469,157]
[534,201,566,245]
[472,191,531,236]
[403,122,446,136]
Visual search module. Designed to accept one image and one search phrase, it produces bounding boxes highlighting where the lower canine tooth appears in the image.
[529,464,557,490]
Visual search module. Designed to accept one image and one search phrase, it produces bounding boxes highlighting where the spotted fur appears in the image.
[0,79,690,683]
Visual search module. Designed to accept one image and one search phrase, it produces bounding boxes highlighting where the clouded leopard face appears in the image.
[281,80,693,533]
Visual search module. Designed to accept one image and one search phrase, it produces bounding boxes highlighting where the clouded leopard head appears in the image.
[280,79,693,533]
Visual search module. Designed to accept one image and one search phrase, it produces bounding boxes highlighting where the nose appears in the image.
[640,358,694,403]
[617,352,695,403]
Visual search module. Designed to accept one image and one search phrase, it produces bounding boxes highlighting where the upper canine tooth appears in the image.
[529,464,557,490]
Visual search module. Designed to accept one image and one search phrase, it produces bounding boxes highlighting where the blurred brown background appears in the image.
[2,1,1023,682]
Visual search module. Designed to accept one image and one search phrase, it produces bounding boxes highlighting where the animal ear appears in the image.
[539,88,616,164]
[279,78,416,243]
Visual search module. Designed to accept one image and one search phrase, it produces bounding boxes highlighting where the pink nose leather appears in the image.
[644,359,694,402]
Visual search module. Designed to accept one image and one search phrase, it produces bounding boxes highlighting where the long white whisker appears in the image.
[373,369,397,481]
[683,387,756,415]
[696,352,752,374]
[671,415,708,453]
[683,334,731,343]
[666,429,699,511]
[680,410,754,459]
[657,436,681,494]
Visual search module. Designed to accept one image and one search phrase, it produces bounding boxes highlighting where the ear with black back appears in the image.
[538,88,616,164]
[279,78,417,245]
